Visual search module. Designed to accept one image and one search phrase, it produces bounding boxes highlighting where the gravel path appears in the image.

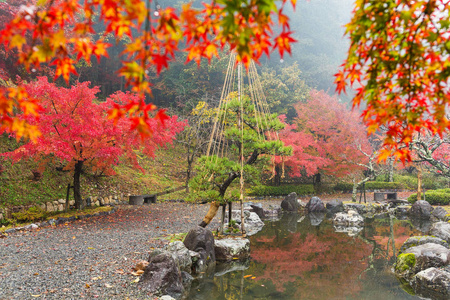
[0,202,227,300]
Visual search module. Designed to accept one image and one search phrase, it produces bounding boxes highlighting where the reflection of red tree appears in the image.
[251,228,373,298]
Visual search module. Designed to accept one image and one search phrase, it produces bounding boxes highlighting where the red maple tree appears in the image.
[2,77,185,208]
[0,0,297,140]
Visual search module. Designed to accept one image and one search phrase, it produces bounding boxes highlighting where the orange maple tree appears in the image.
[336,1,450,162]
[0,0,297,140]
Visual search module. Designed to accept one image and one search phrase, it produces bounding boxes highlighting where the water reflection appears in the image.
[188,213,422,299]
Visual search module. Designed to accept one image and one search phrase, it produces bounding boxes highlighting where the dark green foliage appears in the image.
[188,95,291,203]
[408,189,450,205]
[333,182,353,192]
[249,184,314,197]
[334,181,404,192]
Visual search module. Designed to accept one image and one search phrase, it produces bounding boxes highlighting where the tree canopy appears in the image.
[0,0,297,140]
[336,0,450,161]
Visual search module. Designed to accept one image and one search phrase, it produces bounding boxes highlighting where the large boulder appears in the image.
[183,226,216,272]
[408,200,434,219]
[400,236,449,253]
[140,251,184,298]
[306,196,326,213]
[281,192,300,212]
[326,199,344,214]
[247,203,265,220]
[411,267,450,300]
[395,243,450,279]
[333,210,364,227]
[432,207,448,221]
[214,238,250,261]
[429,222,450,244]
[166,241,192,273]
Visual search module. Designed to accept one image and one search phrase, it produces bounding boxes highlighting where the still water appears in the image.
[188,213,423,300]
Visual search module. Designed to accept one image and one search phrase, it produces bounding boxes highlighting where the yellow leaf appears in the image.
[131,277,140,283]
[10,34,26,50]
[88,247,95,250]
[31,294,41,298]
[244,275,252,278]
[251,276,256,279]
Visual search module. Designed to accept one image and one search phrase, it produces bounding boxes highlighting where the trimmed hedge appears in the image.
[249,184,314,197]
[408,189,450,205]
[334,181,404,192]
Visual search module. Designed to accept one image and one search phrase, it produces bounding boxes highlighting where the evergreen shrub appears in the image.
[408,189,450,205]
[249,184,314,197]
[333,181,404,192]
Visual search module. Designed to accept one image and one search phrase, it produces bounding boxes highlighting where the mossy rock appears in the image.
[395,253,416,277]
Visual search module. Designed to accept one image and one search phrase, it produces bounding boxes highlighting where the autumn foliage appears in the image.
[336,1,450,161]
[2,77,185,208]
[277,90,371,180]
[0,0,297,140]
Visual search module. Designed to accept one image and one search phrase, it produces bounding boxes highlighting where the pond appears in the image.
[188,213,423,300]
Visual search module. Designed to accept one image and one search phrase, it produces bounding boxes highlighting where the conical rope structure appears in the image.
[205,52,282,235]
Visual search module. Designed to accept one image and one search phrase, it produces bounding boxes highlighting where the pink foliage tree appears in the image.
[2,77,185,208]
[277,90,372,184]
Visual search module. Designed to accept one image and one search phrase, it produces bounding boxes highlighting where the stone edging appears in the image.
[1,206,117,236]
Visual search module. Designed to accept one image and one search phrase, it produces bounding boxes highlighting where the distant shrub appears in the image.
[249,184,314,197]
[365,181,404,190]
[408,189,450,205]
[333,181,404,192]
[334,182,353,192]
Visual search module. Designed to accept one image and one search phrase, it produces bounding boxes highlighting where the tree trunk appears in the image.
[273,165,281,186]
[388,157,394,182]
[199,201,221,227]
[417,164,423,201]
[73,160,84,210]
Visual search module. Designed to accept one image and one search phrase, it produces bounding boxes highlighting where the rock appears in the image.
[94,200,100,207]
[58,199,66,204]
[53,201,59,206]
[57,204,64,211]
[250,204,265,220]
[140,251,184,298]
[281,192,300,212]
[326,199,344,214]
[48,219,56,226]
[38,203,46,211]
[411,267,450,300]
[5,228,16,234]
[432,207,448,221]
[46,203,55,212]
[24,224,38,230]
[159,296,176,300]
[344,203,366,215]
[183,226,216,272]
[309,212,325,226]
[306,197,326,213]
[214,238,250,261]
[408,200,434,219]
[333,210,364,227]
[400,236,449,253]
[0,213,3,220]
[226,210,264,236]
[396,243,450,279]
[166,241,192,273]
[69,200,75,206]
[429,222,450,243]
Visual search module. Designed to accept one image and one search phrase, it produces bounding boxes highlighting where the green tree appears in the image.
[189,93,291,227]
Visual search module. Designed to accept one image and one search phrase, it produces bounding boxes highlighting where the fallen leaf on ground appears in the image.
[133,260,149,271]
[244,275,252,278]
[131,270,144,276]
[105,283,113,288]
[131,277,140,283]
[115,269,125,275]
